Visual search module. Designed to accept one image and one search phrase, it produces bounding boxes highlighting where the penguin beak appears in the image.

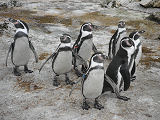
[138,30,145,34]
[125,39,134,47]
[8,18,19,24]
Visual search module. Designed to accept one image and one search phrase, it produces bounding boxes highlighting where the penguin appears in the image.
[128,30,145,81]
[6,18,38,76]
[103,37,135,93]
[39,34,87,87]
[108,21,127,59]
[81,52,106,110]
[72,22,97,76]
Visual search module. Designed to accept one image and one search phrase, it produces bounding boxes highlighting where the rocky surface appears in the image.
[140,0,160,8]
[0,0,160,120]
[147,12,160,24]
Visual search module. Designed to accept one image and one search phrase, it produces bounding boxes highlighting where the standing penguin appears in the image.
[108,21,127,59]
[6,18,38,76]
[81,52,106,110]
[72,22,97,76]
[39,34,87,86]
[103,37,135,93]
[128,30,145,81]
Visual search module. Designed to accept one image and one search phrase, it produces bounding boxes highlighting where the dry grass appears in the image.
[39,52,50,60]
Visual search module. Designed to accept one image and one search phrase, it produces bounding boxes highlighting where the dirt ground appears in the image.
[0,0,160,120]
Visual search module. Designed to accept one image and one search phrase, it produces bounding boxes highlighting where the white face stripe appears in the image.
[121,39,135,64]
[16,20,28,34]
[118,28,126,33]
[60,43,71,48]
[133,32,139,40]
[81,31,92,38]
[90,55,103,68]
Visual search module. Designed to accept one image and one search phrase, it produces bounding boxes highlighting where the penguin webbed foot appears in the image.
[131,76,136,82]
[53,80,60,87]
[82,100,90,110]
[53,75,60,87]
[74,68,83,77]
[65,74,75,85]
[14,70,21,76]
[94,99,104,110]
[117,95,130,101]
[24,69,33,73]
[24,65,33,73]
[13,67,21,76]
[81,65,87,73]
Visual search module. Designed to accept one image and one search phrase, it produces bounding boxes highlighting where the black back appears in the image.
[103,38,132,93]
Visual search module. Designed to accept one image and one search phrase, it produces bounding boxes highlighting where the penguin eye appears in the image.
[134,35,139,40]
[83,24,92,32]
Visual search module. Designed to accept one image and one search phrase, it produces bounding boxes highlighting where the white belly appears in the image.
[129,57,135,73]
[53,51,72,75]
[117,67,122,91]
[135,45,142,66]
[83,69,104,99]
[13,37,31,66]
[77,39,93,65]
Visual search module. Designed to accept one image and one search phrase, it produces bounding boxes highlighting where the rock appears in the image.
[147,12,160,24]
[140,0,160,8]
[100,0,121,8]
[0,3,8,9]
[8,0,22,7]
[0,0,22,9]
[0,21,8,32]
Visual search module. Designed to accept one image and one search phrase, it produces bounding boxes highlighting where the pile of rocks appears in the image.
[0,0,22,9]
[140,0,160,8]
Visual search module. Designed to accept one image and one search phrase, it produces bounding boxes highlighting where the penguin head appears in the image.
[60,34,71,43]
[118,21,125,28]
[8,18,29,34]
[89,52,106,67]
[121,37,134,48]
[80,22,93,38]
[129,30,145,41]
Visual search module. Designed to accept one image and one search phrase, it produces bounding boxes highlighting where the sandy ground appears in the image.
[0,0,160,120]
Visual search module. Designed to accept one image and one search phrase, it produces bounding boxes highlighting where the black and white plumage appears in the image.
[81,52,106,110]
[108,21,127,59]
[6,18,38,76]
[39,34,87,87]
[128,30,145,81]
[103,37,135,93]
[72,22,97,76]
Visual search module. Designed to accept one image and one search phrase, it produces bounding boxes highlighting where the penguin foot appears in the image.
[82,101,90,110]
[65,79,75,85]
[94,100,104,110]
[117,95,130,101]
[81,65,87,73]
[24,69,33,73]
[24,65,33,73]
[53,80,60,87]
[14,71,21,76]
[131,76,136,82]
[13,67,21,76]
[75,69,83,77]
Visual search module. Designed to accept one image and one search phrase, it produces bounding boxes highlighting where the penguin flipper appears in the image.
[73,52,88,69]
[108,38,113,59]
[39,52,56,73]
[6,43,13,66]
[92,43,98,53]
[120,65,131,91]
[29,41,38,63]
[104,74,130,101]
